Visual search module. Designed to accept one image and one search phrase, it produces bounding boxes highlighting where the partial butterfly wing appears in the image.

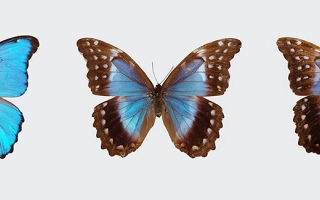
[0,35,39,158]
[277,37,320,154]
[0,36,39,97]
[0,99,24,158]
[277,37,320,96]
[77,38,156,157]
[161,39,241,157]
[293,96,320,154]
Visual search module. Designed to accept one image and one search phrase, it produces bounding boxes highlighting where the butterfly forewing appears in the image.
[0,36,39,97]
[162,38,241,96]
[277,37,320,96]
[77,38,154,96]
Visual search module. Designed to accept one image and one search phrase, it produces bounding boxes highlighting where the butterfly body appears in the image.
[77,38,241,158]
[0,35,39,158]
[277,37,320,154]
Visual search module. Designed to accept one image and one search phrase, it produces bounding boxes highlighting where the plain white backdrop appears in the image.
[1,0,319,199]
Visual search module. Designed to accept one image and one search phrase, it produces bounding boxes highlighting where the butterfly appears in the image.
[0,35,39,159]
[77,38,241,158]
[277,37,320,154]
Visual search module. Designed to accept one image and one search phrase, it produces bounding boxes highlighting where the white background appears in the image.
[1,0,319,199]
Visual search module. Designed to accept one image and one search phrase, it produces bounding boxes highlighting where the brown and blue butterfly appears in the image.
[77,38,241,158]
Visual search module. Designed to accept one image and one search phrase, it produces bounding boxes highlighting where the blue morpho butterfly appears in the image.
[77,38,241,158]
[277,37,320,154]
[0,36,39,159]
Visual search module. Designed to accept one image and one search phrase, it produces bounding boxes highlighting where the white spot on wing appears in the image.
[209,55,215,60]
[94,40,99,45]
[207,128,212,134]
[116,145,124,150]
[191,145,200,151]
[101,119,106,125]
[202,139,208,145]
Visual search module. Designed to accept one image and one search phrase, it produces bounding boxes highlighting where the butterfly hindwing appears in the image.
[0,98,24,158]
[293,96,320,154]
[162,96,223,157]
[93,96,156,157]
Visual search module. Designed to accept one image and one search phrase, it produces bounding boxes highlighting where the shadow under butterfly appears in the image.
[77,38,241,158]
[0,36,39,159]
[277,37,320,154]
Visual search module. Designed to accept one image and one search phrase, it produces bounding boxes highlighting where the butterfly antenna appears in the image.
[152,62,159,84]
[159,65,174,85]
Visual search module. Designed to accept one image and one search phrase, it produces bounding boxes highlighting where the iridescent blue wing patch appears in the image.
[277,37,320,154]
[77,38,241,158]
[0,35,39,158]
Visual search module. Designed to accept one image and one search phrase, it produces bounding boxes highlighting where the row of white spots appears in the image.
[297,64,311,71]
[93,55,108,61]
[218,40,233,47]
[294,55,309,61]
[207,64,222,70]
[94,74,108,81]
[191,138,209,151]
[286,40,302,45]
[208,55,224,61]
[190,102,218,152]
[301,99,309,130]
[296,75,309,82]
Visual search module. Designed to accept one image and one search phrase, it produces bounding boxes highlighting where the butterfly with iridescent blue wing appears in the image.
[77,38,241,158]
[277,37,320,154]
[0,35,39,159]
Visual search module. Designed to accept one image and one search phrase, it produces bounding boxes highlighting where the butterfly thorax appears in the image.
[154,84,164,118]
